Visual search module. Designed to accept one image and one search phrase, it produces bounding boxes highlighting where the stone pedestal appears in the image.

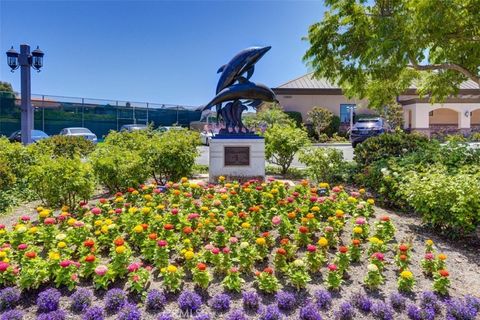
[209,135,265,183]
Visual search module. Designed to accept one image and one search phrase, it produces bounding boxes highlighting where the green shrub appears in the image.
[143,129,199,184]
[102,129,151,151]
[402,166,480,237]
[324,115,340,136]
[307,106,334,138]
[353,131,430,167]
[445,134,468,143]
[33,135,96,158]
[284,111,303,127]
[299,147,349,183]
[28,157,94,209]
[470,132,480,142]
[264,124,310,175]
[90,144,149,192]
[243,103,294,129]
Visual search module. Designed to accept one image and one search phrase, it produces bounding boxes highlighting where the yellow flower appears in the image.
[367,199,375,205]
[2,258,9,263]
[244,188,251,193]
[271,188,279,195]
[157,204,165,210]
[94,231,101,236]
[0,230,5,235]
[184,251,195,260]
[144,194,153,201]
[36,206,44,213]
[101,226,109,234]
[67,218,76,226]
[115,197,124,203]
[160,267,166,273]
[61,205,69,212]
[104,219,113,225]
[181,177,188,183]
[49,252,60,260]
[256,238,266,246]
[347,197,357,203]
[425,239,434,246]
[221,194,228,200]
[39,209,51,218]
[142,207,151,214]
[94,220,102,227]
[369,237,381,244]
[167,265,177,273]
[201,206,209,212]
[0,252,6,258]
[318,237,328,247]
[400,270,414,279]
[311,206,320,212]
[353,227,363,234]
[241,222,250,229]
[335,209,344,217]
[128,207,138,214]
[132,190,139,195]
[133,225,143,233]
[116,246,126,254]
[359,188,366,194]
[57,242,67,249]
[319,182,329,188]
[29,227,38,234]
[183,239,191,244]
[218,176,226,182]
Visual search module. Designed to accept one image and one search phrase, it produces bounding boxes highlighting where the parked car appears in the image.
[350,117,390,148]
[8,129,49,143]
[119,124,148,132]
[59,127,98,143]
[200,130,215,146]
[157,126,184,133]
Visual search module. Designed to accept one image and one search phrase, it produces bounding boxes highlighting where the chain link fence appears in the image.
[0,91,201,140]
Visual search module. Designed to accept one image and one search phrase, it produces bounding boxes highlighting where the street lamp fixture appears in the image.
[5,44,45,144]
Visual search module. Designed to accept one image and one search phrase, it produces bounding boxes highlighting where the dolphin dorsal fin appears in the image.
[217,65,226,74]
[246,65,255,79]
[237,76,249,84]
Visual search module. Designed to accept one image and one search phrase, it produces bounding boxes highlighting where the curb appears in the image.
[312,143,352,147]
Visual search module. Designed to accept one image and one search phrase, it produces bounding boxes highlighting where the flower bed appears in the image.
[0,178,478,319]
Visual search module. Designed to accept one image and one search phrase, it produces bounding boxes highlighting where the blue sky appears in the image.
[0,0,325,106]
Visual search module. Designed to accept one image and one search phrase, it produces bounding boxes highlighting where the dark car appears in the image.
[350,118,390,148]
[8,129,49,143]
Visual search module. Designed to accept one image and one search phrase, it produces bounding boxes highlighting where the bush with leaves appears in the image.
[307,106,334,138]
[143,129,199,184]
[264,124,310,175]
[243,103,294,130]
[299,147,349,183]
[284,111,303,127]
[32,135,96,159]
[353,130,430,167]
[28,156,95,209]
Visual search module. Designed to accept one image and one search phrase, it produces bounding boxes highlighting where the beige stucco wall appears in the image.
[276,94,372,122]
[472,109,480,125]
[429,108,458,125]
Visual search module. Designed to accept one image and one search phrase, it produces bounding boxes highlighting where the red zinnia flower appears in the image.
[263,267,274,274]
[25,251,36,259]
[439,269,449,277]
[164,224,174,231]
[60,260,72,268]
[380,216,390,222]
[399,244,409,252]
[148,233,157,240]
[84,239,95,247]
[85,255,96,263]
[339,246,348,253]
[352,239,361,246]
[307,244,317,252]
[276,248,287,255]
[280,238,289,245]
[114,238,125,246]
[197,263,207,271]
[299,226,309,234]
[400,254,408,261]
[44,218,56,225]
[183,226,193,234]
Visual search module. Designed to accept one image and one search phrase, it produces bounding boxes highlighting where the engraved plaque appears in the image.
[224,146,250,166]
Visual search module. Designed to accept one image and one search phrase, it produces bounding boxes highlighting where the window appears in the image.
[340,104,356,123]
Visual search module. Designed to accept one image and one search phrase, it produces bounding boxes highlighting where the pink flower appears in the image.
[115,208,123,214]
[324,226,334,233]
[287,197,294,203]
[17,244,28,250]
[292,192,300,198]
[157,240,168,247]
[355,218,366,225]
[307,244,317,252]
[332,186,341,193]
[91,207,102,215]
[0,225,5,229]
[351,191,360,198]
[132,275,140,282]
[21,216,30,221]
[356,204,364,210]
[425,252,434,260]
[318,197,326,203]
[328,264,338,271]
[211,248,220,255]
[216,226,225,233]
[372,252,384,261]
[204,244,214,251]
[222,247,230,254]
[188,213,199,220]
[59,260,72,268]
[229,237,238,244]
[44,218,56,225]
[128,262,141,273]
[0,262,9,272]
[73,221,85,228]
[71,274,78,281]
[94,265,108,276]
[271,216,281,225]
[171,208,179,215]
[309,196,318,202]
[99,198,107,204]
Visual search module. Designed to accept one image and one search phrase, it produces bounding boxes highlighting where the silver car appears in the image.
[120,124,148,132]
[59,127,98,143]
[350,118,390,148]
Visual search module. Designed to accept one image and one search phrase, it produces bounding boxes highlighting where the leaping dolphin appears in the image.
[215,46,271,94]
[199,82,278,111]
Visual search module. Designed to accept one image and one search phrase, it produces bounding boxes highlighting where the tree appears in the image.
[264,124,310,175]
[0,82,13,93]
[307,106,333,138]
[303,0,480,110]
[243,103,294,130]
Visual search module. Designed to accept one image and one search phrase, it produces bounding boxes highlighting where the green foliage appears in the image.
[143,129,199,184]
[264,124,310,175]
[354,131,430,167]
[28,157,95,209]
[470,132,480,142]
[0,81,14,93]
[284,111,303,127]
[33,135,96,158]
[307,106,334,138]
[303,0,480,110]
[90,144,149,192]
[243,103,294,129]
[299,147,349,183]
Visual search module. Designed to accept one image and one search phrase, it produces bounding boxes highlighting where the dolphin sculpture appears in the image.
[215,46,271,94]
[199,82,278,112]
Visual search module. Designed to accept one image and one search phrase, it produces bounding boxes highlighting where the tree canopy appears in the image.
[0,82,14,93]
[303,0,480,110]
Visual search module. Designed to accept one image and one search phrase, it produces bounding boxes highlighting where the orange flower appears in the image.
[114,238,125,246]
[197,263,207,271]
[164,224,174,231]
[438,253,447,261]
[183,226,193,234]
[287,212,296,219]
[84,239,95,248]
[306,213,315,219]
[25,251,36,259]
[299,226,309,234]
[438,269,449,277]
[276,248,287,255]
[280,238,289,245]
[226,211,234,218]
[148,233,158,240]
[399,244,409,252]
[85,255,96,262]
[263,267,274,274]
[339,246,348,253]
[352,239,361,246]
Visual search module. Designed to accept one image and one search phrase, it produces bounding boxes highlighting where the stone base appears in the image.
[209,136,265,183]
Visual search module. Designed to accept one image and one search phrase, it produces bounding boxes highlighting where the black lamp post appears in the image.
[6,44,44,145]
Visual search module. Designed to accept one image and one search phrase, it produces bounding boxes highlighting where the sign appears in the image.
[224,146,250,166]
